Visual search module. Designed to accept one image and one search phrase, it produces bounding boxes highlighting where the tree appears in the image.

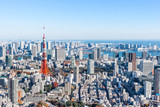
[36,104,42,107]
[73,101,78,107]
[78,101,84,107]
[48,84,52,91]
[57,102,65,107]
[37,101,49,107]
[44,84,52,92]
[66,101,72,106]
[92,103,99,107]
[50,100,57,105]
[71,85,75,92]
[40,90,42,94]
[25,89,29,93]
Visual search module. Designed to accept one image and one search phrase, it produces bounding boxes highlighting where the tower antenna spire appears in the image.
[43,25,45,39]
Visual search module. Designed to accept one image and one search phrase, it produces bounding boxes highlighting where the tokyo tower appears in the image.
[40,26,51,76]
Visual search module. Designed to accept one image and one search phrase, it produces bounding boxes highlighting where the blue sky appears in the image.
[0,0,160,40]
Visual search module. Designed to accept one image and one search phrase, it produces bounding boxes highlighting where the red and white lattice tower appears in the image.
[40,26,51,76]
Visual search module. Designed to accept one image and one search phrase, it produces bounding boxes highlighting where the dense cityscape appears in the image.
[1,0,160,107]
[0,30,160,107]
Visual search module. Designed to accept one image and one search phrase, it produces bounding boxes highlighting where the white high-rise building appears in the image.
[79,49,83,60]
[70,42,74,49]
[71,56,75,68]
[74,66,79,83]
[128,62,132,71]
[0,46,6,61]
[64,82,71,95]
[103,54,108,60]
[28,43,32,51]
[144,81,151,98]
[69,50,74,56]
[140,60,153,76]
[153,45,157,50]
[12,42,16,51]
[14,42,19,52]
[47,41,51,50]
[67,43,70,52]
[30,73,42,84]
[113,63,119,76]
[9,46,14,59]
[37,43,41,53]
[93,50,97,61]
[87,59,94,74]
[32,44,37,57]
[52,49,55,58]
[20,41,25,50]
[55,48,65,62]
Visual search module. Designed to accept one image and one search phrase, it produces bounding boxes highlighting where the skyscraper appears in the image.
[41,42,43,52]
[128,62,132,71]
[154,68,160,94]
[125,43,130,49]
[71,56,75,68]
[64,82,71,95]
[8,78,18,106]
[32,44,37,58]
[93,49,97,61]
[142,51,148,60]
[66,43,70,52]
[47,49,53,61]
[157,56,160,65]
[47,41,51,50]
[69,50,74,56]
[74,66,79,83]
[120,44,125,49]
[97,47,101,60]
[28,43,32,51]
[9,46,13,59]
[113,63,119,76]
[20,41,25,50]
[14,42,19,53]
[103,54,108,60]
[6,52,12,68]
[78,49,83,60]
[114,51,119,58]
[122,52,129,62]
[89,53,94,60]
[129,53,137,71]
[37,43,41,53]
[55,48,65,62]
[0,46,6,61]
[87,59,94,74]
[144,81,151,98]
[140,60,153,76]
[0,46,3,57]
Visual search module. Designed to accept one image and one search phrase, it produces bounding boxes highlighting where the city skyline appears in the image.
[1,1,160,107]
[0,0,160,40]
